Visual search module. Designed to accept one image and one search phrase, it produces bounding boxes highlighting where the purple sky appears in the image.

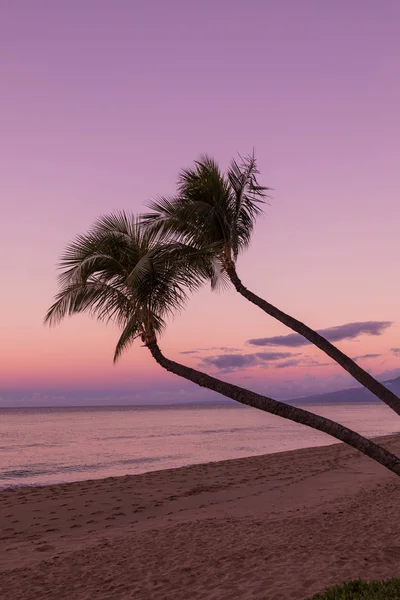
[1,1,400,406]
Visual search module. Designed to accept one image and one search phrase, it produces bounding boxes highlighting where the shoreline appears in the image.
[1,433,400,599]
[2,429,399,492]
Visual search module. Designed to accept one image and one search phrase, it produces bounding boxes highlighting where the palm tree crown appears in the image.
[44,212,208,360]
[142,153,269,281]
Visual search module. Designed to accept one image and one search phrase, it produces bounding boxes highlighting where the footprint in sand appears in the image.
[35,544,54,552]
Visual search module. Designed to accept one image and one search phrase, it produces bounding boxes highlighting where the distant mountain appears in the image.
[291,376,400,405]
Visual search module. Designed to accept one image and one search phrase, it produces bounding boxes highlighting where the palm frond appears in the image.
[113,318,142,363]
[126,253,154,289]
[44,280,132,327]
[227,152,270,259]
[143,195,226,247]
[177,156,224,202]
[209,258,231,292]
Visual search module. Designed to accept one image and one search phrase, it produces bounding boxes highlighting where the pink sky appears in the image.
[1,1,400,406]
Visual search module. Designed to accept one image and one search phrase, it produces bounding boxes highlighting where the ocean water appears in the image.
[0,402,399,489]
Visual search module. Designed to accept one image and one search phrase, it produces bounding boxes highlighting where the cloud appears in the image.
[201,351,339,372]
[392,348,400,357]
[353,353,381,360]
[275,359,303,369]
[274,357,333,369]
[202,354,259,370]
[300,359,332,367]
[202,351,293,372]
[248,321,392,348]
[218,347,240,352]
[180,346,239,355]
[254,352,294,361]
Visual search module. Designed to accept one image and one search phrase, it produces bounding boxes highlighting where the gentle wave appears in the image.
[99,425,271,441]
[0,442,62,451]
[0,453,189,483]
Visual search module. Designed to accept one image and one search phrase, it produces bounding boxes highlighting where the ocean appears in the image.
[0,402,399,489]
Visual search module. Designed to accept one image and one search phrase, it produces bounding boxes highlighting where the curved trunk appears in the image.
[147,342,400,477]
[224,262,400,417]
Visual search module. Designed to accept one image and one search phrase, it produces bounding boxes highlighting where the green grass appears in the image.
[308,578,400,599]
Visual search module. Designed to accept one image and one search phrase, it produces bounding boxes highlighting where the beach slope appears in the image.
[1,434,400,600]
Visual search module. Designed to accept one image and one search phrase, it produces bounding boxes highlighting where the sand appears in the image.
[1,435,400,600]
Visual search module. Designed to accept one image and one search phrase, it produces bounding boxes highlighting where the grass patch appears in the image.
[308,578,400,599]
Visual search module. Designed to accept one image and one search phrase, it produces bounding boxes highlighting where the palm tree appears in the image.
[141,154,400,416]
[44,212,400,476]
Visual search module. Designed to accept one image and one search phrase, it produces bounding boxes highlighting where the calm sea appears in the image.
[0,402,399,489]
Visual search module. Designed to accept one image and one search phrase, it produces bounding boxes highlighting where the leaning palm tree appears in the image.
[44,212,400,476]
[141,154,400,416]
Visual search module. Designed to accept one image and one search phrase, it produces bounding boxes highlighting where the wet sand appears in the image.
[1,434,400,600]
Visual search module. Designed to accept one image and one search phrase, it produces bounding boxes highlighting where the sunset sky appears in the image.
[1,1,400,406]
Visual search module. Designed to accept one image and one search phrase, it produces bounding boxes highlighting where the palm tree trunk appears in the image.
[146,341,400,477]
[224,262,400,417]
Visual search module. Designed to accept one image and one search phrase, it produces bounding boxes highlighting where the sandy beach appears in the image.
[1,435,400,600]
